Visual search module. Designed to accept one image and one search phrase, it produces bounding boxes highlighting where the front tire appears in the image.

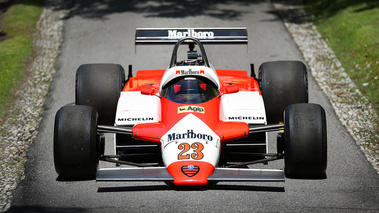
[54,105,99,180]
[284,103,327,178]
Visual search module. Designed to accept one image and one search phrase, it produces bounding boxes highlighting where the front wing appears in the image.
[96,167,284,182]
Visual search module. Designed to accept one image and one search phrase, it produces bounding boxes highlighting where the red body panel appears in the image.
[167,161,215,186]
[123,69,260,94]
[123,69,165,93]
[216,69,260,94]
[132,96,250,141]
[132,97,220,142]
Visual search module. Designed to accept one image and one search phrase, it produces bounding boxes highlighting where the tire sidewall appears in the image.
[76,64,125,125]
[259,61,308,124]
[284,103,327,178]
[54,105,99,180]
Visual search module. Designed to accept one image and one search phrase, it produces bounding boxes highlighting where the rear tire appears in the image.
[284,103,327,178]
[259,61,308,123]
[54,105,99,180]
[76,64,125,125]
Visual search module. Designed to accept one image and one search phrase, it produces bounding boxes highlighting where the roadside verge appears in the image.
[0,1,69,211]
[272,0,378,173]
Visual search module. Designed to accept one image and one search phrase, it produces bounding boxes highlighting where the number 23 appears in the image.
[178,142,204,160]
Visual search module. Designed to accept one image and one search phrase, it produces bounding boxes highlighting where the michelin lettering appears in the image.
[118,117,154,122]
[227,116,265,120]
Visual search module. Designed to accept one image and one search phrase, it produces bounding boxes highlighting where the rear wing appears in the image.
[135,27,248,44]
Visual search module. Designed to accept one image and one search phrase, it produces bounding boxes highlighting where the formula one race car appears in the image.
[54,28,327,186]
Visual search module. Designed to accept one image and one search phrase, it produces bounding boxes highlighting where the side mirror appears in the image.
[140,87,156,96]
[224,85,239,94]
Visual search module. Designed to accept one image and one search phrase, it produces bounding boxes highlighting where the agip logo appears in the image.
[178,106,205,114]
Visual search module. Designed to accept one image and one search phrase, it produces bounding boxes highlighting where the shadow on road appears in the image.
[68,0,266,20]
[7,205,87,213]
[97,183,285,193]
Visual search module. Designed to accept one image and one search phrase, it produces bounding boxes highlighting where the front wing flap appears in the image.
[96,167,284,182]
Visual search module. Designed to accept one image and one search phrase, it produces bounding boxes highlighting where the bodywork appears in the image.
[97,28,285,185]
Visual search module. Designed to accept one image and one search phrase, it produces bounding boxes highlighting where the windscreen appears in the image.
[161,77,219,104]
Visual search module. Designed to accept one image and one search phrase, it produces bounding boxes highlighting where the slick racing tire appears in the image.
[76,63,125,125]
[54,105,99,180]
[284,103,327,179]
[259,61,308,124]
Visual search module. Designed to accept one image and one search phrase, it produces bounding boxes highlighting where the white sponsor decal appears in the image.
[117,117,154,122]
[176,69,205,75]
[178,106,205,114]
[167,129,213,142]
[168,29,215,39]
[227,116,265,121]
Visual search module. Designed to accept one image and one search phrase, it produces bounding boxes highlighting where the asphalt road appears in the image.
[9,0,379,212]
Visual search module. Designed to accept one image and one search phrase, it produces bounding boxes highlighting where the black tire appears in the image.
[76,64,125,125]
[259,61,308,124]
[54,105,99,180]
[284,103,327,178]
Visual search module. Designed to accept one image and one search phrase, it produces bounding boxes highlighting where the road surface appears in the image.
[9,0,379,212]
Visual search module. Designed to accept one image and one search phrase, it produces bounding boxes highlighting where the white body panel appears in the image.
[161,114,221,167]
[160,65,220,91]
[115,91,161,125]
[220,91,266,124]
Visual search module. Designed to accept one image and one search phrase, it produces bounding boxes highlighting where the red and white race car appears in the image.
[54,28,327,186]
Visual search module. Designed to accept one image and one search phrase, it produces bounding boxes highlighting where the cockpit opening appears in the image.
[161,76,219,104]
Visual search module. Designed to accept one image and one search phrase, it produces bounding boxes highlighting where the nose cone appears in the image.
[167,161,214,185]
[160,114,221,185]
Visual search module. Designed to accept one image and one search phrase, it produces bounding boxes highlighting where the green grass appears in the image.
[304,0,379,116]
[0,0,44,117]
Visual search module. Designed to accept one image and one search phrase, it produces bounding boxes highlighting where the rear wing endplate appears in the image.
[135,27,247,44]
